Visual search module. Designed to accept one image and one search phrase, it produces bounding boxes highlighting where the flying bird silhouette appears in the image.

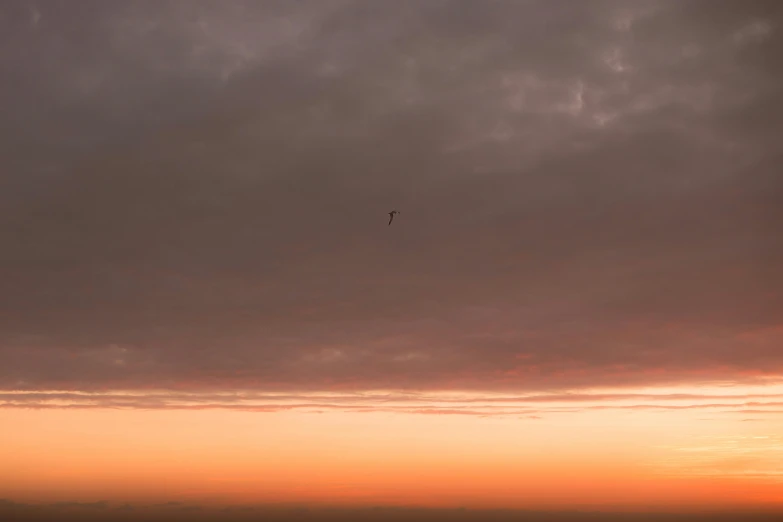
[388,210,399,226]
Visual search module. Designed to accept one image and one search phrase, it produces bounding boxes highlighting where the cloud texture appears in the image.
[1,0,782,393]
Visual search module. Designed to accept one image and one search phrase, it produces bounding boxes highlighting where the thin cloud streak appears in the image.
[4,389,783,417]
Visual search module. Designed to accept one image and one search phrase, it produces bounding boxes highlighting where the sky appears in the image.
[1,0,782,517]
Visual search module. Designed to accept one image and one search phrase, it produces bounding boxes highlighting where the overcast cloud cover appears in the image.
[1,0,781,394]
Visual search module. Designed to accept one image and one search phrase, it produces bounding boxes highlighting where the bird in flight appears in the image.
[388,210,399,226]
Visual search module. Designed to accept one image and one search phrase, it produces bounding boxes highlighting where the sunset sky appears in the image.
[1,0,782,518]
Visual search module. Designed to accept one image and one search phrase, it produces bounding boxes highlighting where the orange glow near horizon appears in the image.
[2,384,783,512]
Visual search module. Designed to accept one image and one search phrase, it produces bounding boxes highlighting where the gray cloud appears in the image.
[1,0,781,392]
[3,498,782,522]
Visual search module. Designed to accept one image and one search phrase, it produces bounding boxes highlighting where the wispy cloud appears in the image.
[4,388,783,417]
[653,434,783,483]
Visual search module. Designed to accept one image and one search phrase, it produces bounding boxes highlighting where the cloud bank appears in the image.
[1,0,782,393]
[3,499,783,522]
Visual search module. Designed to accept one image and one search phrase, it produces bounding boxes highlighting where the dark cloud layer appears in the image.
[2,499,783,522]
[1,0,782,392]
